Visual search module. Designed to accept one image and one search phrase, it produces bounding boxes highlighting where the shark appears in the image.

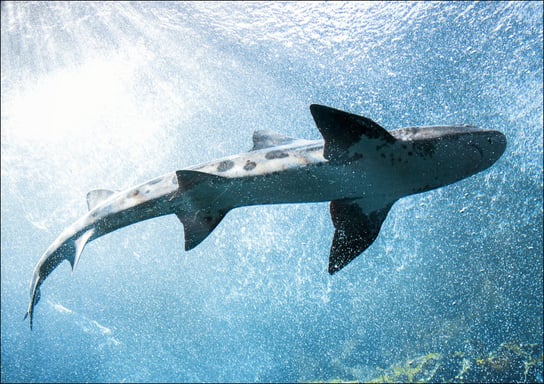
[25,104,506,329]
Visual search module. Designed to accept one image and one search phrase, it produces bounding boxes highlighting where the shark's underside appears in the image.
[25,104,507,329]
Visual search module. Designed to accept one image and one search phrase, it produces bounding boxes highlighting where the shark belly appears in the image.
[224,164,389,208]
[189,142,402,210]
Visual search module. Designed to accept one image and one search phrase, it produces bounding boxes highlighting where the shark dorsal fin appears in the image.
[86,189,115,211]
[310,104,396,162]
[328,199,394,274]
[251,130,299,151]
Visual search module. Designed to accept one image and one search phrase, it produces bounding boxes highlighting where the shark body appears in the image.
[25,104,506,328]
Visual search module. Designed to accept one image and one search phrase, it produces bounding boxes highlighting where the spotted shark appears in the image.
[25,104,506,329]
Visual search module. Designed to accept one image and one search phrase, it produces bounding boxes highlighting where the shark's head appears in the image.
[393,125,507,188]
[467,127,507,172]
[440,125,507,175]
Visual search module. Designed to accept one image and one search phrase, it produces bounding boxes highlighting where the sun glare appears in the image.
[4,55,156,145]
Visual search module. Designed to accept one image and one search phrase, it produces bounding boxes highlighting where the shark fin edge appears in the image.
[328,199,394,274]
[310,104,396,162]
[177,209,229,251]
[68,228,95,271]
[251,130,304,151]
[86,189,115,210]
[172,170,233,250]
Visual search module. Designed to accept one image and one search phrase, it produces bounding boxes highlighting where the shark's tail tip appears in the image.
[23,311,33,330]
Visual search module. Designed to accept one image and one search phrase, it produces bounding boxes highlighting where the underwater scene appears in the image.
[1,2,542,383]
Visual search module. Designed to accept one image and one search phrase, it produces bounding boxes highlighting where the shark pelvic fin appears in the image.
[171,170,232,251]
[86,189,115,210]
[68,228,95,271]
[177,209,229,251]
[310,104,396,162]
[251,130,303,151]
[328,199,394,274]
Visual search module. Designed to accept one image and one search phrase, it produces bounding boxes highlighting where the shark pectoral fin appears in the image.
[172,170,233,251]
[68,228,95,271]
[328,199,394,274]
[86,189,115,210]
[310,104,396,162]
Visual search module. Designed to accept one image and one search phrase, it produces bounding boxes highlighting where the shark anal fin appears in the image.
[86,189,115,210]
[172,170,232,250]
[310,104,396,162]
[328,199,394,274]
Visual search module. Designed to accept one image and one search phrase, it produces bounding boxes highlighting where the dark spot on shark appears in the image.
[128,190,139,198]
[217,160,234,172]
[402,144,407,149]
[408,151,413,156]
[381,153,386,159]
[244,161,256,171]
[265,150,289,160]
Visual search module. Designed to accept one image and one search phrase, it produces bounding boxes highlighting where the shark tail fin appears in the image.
[25,227,95,330]
[170,170,233,251]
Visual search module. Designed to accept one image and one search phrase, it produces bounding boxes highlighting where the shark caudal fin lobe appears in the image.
[24,283,41,330]
[329,199,394,274]
[24,227,95,330]
[309,104,395,162]
[171,170,232,251]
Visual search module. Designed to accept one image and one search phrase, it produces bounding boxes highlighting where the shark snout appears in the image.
[477,130,507,171]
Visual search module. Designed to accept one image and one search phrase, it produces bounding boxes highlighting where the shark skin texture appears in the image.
[25,104,507,329]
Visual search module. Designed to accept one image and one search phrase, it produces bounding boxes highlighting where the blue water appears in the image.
[1,2,542,382]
